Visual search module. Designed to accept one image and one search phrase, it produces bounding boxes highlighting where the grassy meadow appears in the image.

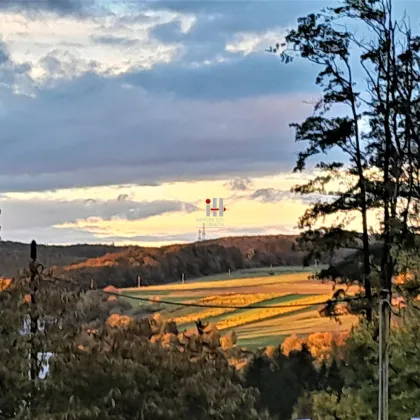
[120,266,359,349]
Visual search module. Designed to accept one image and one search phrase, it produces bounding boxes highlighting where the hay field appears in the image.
[120,266,359,349]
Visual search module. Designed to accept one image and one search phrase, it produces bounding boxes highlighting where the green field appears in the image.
[120,266,358,349]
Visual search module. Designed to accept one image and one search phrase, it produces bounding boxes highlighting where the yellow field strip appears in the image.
[122,272,312,292]
[169,293,288,325]
[236,310,358,339]
[215,294,333,331]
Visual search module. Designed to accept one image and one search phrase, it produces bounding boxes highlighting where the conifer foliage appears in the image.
[272,0,420,320]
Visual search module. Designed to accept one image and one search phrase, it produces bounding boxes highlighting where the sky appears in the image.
[0,0,417,246]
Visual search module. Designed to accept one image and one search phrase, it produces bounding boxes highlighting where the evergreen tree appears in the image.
[272,0,420,321]
[244,346,318,420]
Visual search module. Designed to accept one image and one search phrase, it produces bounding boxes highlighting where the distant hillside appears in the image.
[200,235,303,263]
[0,241,125,278]
[58,235,307,290]
[0,235,306,287]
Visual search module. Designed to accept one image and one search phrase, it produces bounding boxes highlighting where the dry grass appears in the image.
[169,292,287,325]
[123,272,312,293]
[215,294,333,331]
[120,270,360,349]
[236,309,358,340]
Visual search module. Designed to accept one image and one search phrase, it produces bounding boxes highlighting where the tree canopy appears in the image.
[0,260,270,420]
[273,0,420,322]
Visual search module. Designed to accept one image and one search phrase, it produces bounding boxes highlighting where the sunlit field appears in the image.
[120,266,359,348]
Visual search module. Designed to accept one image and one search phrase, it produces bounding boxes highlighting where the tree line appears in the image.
[279,0,420,319]
[4,247,420,420]
[58,243,307,290]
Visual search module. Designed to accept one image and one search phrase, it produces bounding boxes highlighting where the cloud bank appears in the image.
[2,0,410,244]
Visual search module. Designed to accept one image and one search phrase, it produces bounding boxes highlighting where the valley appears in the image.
[119,266,359,348]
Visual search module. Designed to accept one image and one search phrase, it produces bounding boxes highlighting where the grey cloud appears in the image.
[4,224,297,246]
[102,232,196,243]
[183,202,199,213]
[90,35,140,47]
[145,0,337,69]
[0,70,312,193]
[102,11,157,31]
[149,16,229,65]
[150,20,186,43]
[145,0,420,34]
[100,225,294,243]
[122,52,315,100]
[0,162,288,193]
[0,41,10,64]
[145,0,338,69]
[146,1,330,34]
[148,12,253,66]
[0,40,33,92]
[0,0,97,16]
[121,200,197,221]
[4,226,101,246]
[40,54,65,74]
[9,228,196,246]
[0,0,323,194]
[250,188,292,203]
[39,52,100,81]
[1,197,198,231]
[145,0,420,71]
[249,188,329,205]
[296,193,336,204]
[35,44,313,105]
[226,177,253,191]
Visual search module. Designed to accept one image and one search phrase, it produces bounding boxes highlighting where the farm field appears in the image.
[120,266,359,349]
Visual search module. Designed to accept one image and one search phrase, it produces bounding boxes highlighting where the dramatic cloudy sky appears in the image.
[0,0,417,246]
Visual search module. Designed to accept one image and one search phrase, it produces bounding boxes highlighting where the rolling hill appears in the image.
[0,235,305,285]
[119,267,359,349]
[0,240,127,278]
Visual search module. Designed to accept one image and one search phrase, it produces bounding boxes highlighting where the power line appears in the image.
[31,271,371,310]
[102,290,369,310]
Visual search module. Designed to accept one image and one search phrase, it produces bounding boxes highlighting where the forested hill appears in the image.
[0,234,306,287]
[0,241,127,278]
[201,234,300,256]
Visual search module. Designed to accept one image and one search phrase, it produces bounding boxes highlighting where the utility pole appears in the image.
[29,240,40,416]
[378,289,391,420]
[181,273,185,284]
[137,274,141,288]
